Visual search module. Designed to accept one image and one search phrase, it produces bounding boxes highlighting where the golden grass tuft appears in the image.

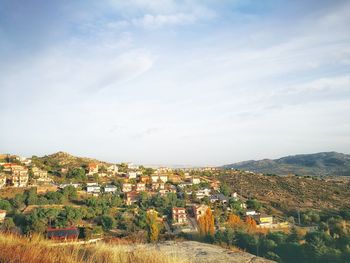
[0,234,188,263]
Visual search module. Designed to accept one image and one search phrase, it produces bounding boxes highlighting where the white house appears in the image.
[159,175,168,183]
[10,165,29,187]
[107,165,118,175]
[122,183,133,193]
[136,183,146,192]
[31,166,49,179]
[151,175,168,183]
[246,210,258,216]
[196,188,211,199]
[59,183,81,189]
[127,163,139,170]
[87,185,101,194]
[191,177,200,184]
[151,175,159,183]
[127,172,137,179]
[104,185,118,193]
[178,182,192,188]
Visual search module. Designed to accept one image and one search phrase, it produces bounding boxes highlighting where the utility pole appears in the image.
[297,209,301,225]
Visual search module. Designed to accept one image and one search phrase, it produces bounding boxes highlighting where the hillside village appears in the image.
[1,152,350,262]
[0,153,286,232]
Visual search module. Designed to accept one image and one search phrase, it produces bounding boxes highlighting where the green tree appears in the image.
[143,167,155,176]
[235,231,259,254]
[67,167,87,181]
[63,206,83,225]
[139,192,150,209]
[11,194,26,210]
[63,185,77,200]
[229,198,243,213]
[220,183,231,196]
[25,188,38,205]
[0,199,12,212]
[100,215,115,231]
[45,191,65,204]
[135,210,148,229]
[84,226,103,239]
[1,217,16,232]
[246,199,261,211]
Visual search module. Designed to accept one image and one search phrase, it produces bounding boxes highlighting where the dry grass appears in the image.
[0,234,188,263]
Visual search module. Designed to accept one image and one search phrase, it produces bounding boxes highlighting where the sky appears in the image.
[0,0,350,166]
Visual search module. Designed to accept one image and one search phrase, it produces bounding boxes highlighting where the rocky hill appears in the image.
[0,234,274,263]
[31,151,110,171]
[222,152,350,176]
[119,241,275,263]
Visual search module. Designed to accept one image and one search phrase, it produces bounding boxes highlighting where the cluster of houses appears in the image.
[86,183,118,195]
[0,161,54,189]
[121,173,179,205]
[170,204,280,231]
[87,163,119,177]
[172,204,210,225]
[0,156,284,237]
[0,163,29,188]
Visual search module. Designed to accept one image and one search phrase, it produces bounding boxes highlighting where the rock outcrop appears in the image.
[121,241,275,263]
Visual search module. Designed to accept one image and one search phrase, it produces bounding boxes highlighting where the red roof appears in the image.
[47,227,79,239]
[2,163,14,167]
[88,163,98,168]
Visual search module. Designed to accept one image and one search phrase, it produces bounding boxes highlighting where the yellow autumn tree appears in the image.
[245,216,257,232]
[146,212,159,242]
[227,214,242,229]
[198,208,215,236]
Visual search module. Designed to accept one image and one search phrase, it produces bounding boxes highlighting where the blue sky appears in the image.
[0,0,350,166]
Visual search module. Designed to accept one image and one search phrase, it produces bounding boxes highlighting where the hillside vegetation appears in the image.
[223,152,350,176]
[0,234,186,263]
[218,170,350,212]
[31,151,110,171]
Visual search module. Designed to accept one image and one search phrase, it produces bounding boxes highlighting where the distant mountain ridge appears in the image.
[222,152,350,176]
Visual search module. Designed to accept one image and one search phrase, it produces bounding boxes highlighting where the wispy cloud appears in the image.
[132,12,196,28]
[0,0,350,165]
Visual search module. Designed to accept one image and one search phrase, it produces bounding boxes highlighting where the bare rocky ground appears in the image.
[121,241,275,263]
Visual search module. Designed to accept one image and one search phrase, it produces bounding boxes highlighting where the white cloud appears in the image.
[132,13,197,28]
[1,0,350,165]
[288,76,350,93]
[0,39,154,108]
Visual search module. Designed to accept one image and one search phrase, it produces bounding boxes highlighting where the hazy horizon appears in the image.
[1,0,350,166]
[2,149,349,168]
